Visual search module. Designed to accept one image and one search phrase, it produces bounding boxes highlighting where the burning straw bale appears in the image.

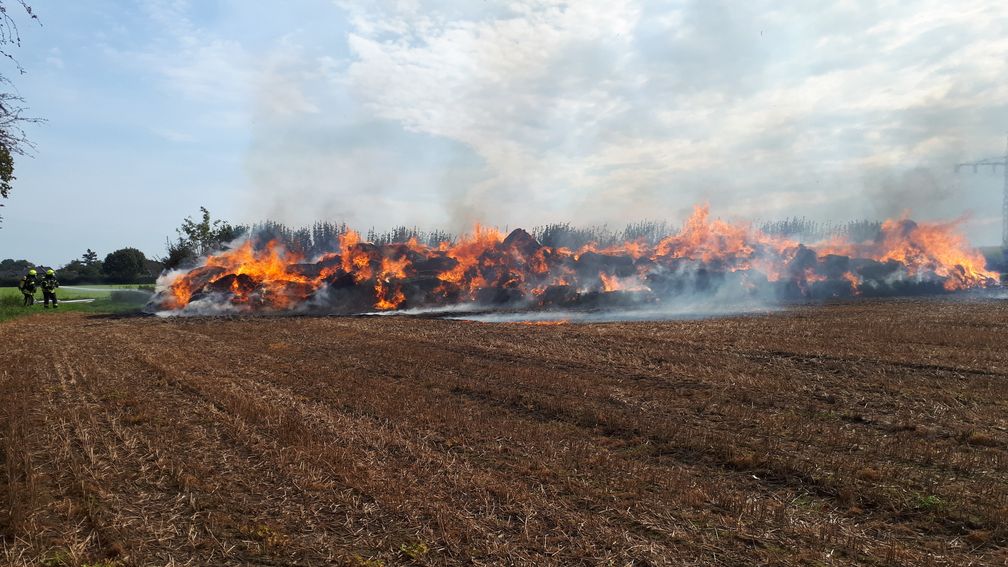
[150,204,998,315]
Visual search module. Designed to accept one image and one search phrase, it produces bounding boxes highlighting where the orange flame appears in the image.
[599,272,648,292]
[156,205,997,313]
[373,255,411,310]
[816,215,997,290]
[439,224,502,291]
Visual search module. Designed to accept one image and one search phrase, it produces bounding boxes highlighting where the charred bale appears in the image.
[323,270,358,290]
[687,266,727,293]
[537,284,579,307]
[179,265,228,294]
[809,279,855,299]
[785,245,818,279]
[643,266,691,296]
[817,254,851,280]
[412,255,457,277]
[575,252,636,280]
[858,278,945,297]
[287,262,328,279]
[774,279,805,300]
[853,259,903,284]
[345,243,384,272]
[502,228,542,259]
[400,276,462,307]
[475,286,526,305]
[205,273,258,296]
[316,282,380,313]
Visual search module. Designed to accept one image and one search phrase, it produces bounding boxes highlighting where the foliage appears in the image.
[838,219,884,243]
[533,222,611,248]
[0,139,13,199]
[254,219,349,256]
[0,1,41,224]
[759,217,883,243]
[180,206,246,256]
[102,247,149,283]
[156,212,897,277]
[621,220,672,243]
[0,255,31,285]
[366,225,451,247]
[162,236,196,271]
[914,494,945,511]
[0,1,37,66]
[0,256,29,271]
[164,207,247,269]
[56,249,105,283]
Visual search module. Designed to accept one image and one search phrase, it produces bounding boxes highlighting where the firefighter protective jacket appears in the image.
[19,275,38,292]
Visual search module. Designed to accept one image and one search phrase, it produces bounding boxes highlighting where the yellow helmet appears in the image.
[46,269,55,275]
[28,269,36,275]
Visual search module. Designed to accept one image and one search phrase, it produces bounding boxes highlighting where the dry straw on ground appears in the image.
[1,297,1006,565]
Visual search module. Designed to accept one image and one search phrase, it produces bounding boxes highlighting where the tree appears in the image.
[56,259,86,284]
[0,1,40,224]
[0,256,30,285]
[102,247,148,283]
[56,248,104,283]
[162,236,196,271]
[163,207,246,269]
[179,206,245,256]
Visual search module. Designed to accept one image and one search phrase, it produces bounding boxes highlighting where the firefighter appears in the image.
[18,269,38,306]
[41,269,59,308]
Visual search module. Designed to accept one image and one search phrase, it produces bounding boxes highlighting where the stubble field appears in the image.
[1,298,1007,566]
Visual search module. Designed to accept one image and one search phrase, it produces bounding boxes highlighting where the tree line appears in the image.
[0,247,159,287]
[1,207,896,289]
[0,207,236,286]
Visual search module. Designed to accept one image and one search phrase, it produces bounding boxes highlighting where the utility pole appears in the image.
[955,135,1008,258]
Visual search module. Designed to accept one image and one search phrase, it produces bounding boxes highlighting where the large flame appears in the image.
[816,215,995,291]
[156,205,998,313]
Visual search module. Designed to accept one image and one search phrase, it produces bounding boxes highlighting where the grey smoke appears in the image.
[237,1,1007,244]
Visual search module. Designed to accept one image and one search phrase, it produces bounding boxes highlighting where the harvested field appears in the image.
[1,298,1007,566]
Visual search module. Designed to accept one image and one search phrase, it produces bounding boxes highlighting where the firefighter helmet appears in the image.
[28,269,36,275]
[46,269,55,275]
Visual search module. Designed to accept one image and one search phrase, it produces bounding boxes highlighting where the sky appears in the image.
[0,0,1006,266]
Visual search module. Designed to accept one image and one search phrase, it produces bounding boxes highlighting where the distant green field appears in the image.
[0,284,156,322]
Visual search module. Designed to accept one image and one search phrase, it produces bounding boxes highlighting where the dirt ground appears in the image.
[1,298,1007,566]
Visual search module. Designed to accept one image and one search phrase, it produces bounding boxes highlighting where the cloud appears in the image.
[331,0,1008,230]
[155,37,252,104]
[339,1,647,226]
[113,0,1008,238]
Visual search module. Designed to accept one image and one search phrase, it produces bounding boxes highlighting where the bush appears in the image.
[163,237,197,270]
[57,258,105,284]
[103,248,149,283]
